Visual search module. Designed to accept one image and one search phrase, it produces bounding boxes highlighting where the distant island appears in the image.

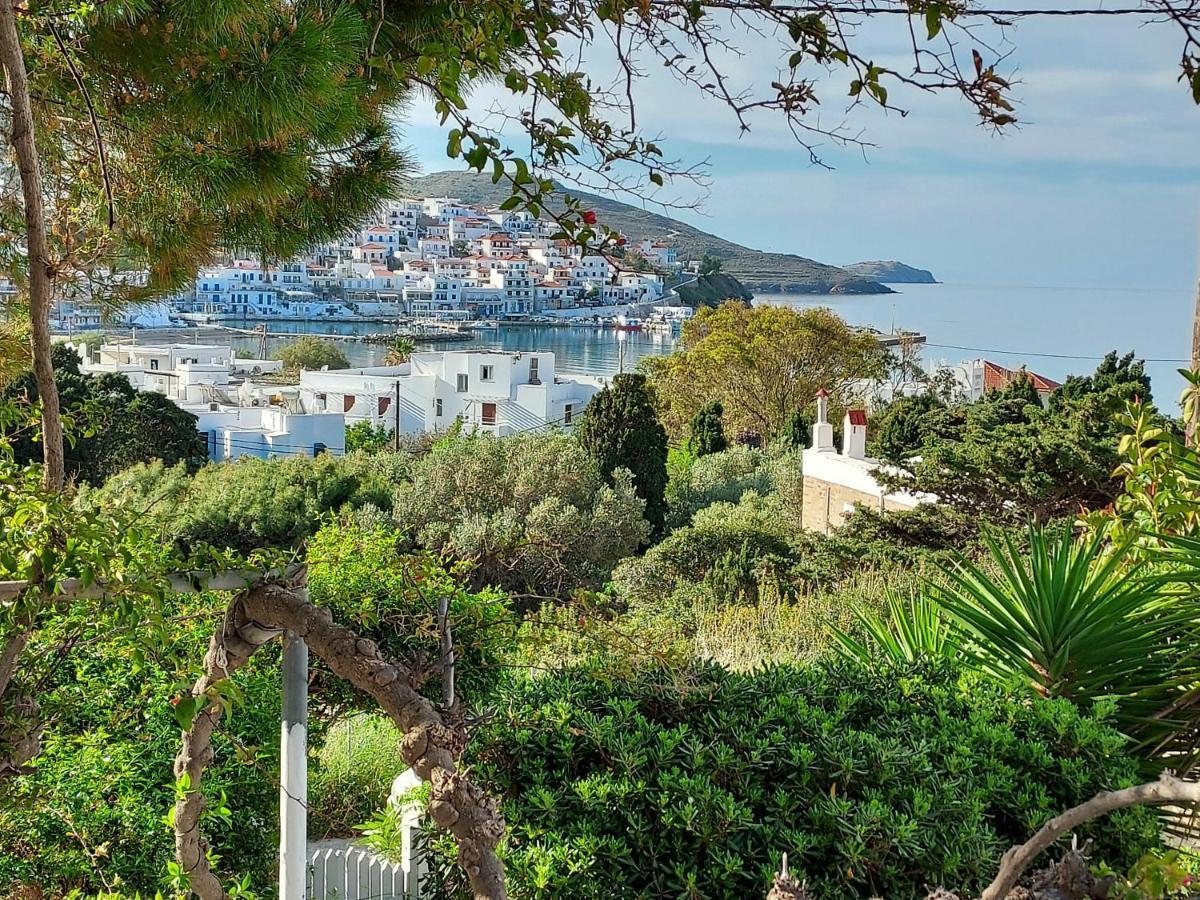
[843,261,938,284]
[407,171,894,295]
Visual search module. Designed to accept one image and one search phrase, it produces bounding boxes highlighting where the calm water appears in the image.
[757,282,1195,404]
[219,321,678,377]
[171,281,1195,399]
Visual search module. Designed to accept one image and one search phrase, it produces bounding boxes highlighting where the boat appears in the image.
[614,315,643,332]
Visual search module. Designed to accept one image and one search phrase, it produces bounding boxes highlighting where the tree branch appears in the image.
[980,771,1200,900]
[174,582,506,900]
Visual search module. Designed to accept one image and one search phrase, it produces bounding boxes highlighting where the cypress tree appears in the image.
[688,400,727,457]
[577,373,669,535]
[778,409,811,450]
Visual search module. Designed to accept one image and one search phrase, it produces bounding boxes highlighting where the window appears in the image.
[436,398,443,417]
[149,358,159,370]
[529,357,540,384]
[481,365,494,382]
[456,373,468,392]
[481,402,497,425]
[564,403,573,425]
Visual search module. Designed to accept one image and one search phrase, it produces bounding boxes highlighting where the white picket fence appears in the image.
[307,769,426,900]
[306,838,420,899]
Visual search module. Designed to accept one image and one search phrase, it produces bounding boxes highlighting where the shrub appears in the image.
[309,715,406,840]
[687,400,727,457]
[346,419,393,453]
[612,493,794,608]
[664,445,781,530]
[0,597,282,896]
[82,451,409,552]
[306,520,515,706]
[393,432,648,596]
[428,661,1160,900]
[275,334,350,372]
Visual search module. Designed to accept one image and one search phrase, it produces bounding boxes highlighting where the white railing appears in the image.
[307,838,421,900]
[307,769,426,900]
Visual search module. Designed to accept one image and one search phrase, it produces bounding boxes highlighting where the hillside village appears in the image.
[48,197,686,330]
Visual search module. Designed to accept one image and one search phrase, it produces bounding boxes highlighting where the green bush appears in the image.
[309,715,406,840]
[664,445,783,530]
[0,597,282,896]
[307,519,516,706]
[275,334,350,372]
[428,661,1160,900]
[346,419,393,453]
[81,450,409,552]
[613,493,794,608]
[393,432,648,596]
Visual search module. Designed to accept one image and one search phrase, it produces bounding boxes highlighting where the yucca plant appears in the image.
[831,592,960,666]
[933,524,1200,766]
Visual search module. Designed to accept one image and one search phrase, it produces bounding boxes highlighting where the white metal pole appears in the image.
[280,632,308,899]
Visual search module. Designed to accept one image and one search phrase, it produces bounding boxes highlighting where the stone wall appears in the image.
[801,475,916,534]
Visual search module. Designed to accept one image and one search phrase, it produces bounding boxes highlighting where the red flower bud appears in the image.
[581,210,597,225]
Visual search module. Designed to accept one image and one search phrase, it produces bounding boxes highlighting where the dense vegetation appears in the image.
[3,345,206,485]
[427,662,1159,900]
[275,335,351,373]
[3,313,1194,899]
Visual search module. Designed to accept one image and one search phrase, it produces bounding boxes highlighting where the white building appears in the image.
[298,350,601,437]
[188,402,345,461]
[801,390,926,533]
[80,342,345,461]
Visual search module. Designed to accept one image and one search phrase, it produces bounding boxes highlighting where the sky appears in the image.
[396,7,1199,291]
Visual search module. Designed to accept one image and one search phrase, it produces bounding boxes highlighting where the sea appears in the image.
[155,281,1196,404]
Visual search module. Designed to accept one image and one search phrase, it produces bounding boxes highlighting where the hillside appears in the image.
[405,171,893,295]
[673,273,754,307]
[843,260,938,284]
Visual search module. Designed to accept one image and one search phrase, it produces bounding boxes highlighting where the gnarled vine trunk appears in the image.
[174,582,506,900]
[0,0,65,491]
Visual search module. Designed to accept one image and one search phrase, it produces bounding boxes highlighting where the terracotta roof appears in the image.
[815,388,830,398]
[983,360,1061,394]
[358,242,386,250]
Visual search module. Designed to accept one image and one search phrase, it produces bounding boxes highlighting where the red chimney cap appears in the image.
[815,388,830,398]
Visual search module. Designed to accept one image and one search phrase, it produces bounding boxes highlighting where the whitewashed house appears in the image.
[186,402,346,461]
[298,350,600,437]
[81,342,345,460]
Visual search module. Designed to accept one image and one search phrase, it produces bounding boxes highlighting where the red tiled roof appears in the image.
[983,360,1061,394]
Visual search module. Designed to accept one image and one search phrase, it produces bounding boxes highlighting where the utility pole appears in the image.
[279,632,308,899]
[1189,277,1200,445]
[393,378,401,451]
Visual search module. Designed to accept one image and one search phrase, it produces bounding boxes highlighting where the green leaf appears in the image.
[926,7,942,40]
[174,695,202,731]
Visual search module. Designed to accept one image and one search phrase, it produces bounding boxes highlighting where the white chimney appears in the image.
[843,409,867,459]
[811,389,835,451]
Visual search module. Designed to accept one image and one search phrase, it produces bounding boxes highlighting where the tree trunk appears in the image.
[0,0,64,490]
[175,583,507,900]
